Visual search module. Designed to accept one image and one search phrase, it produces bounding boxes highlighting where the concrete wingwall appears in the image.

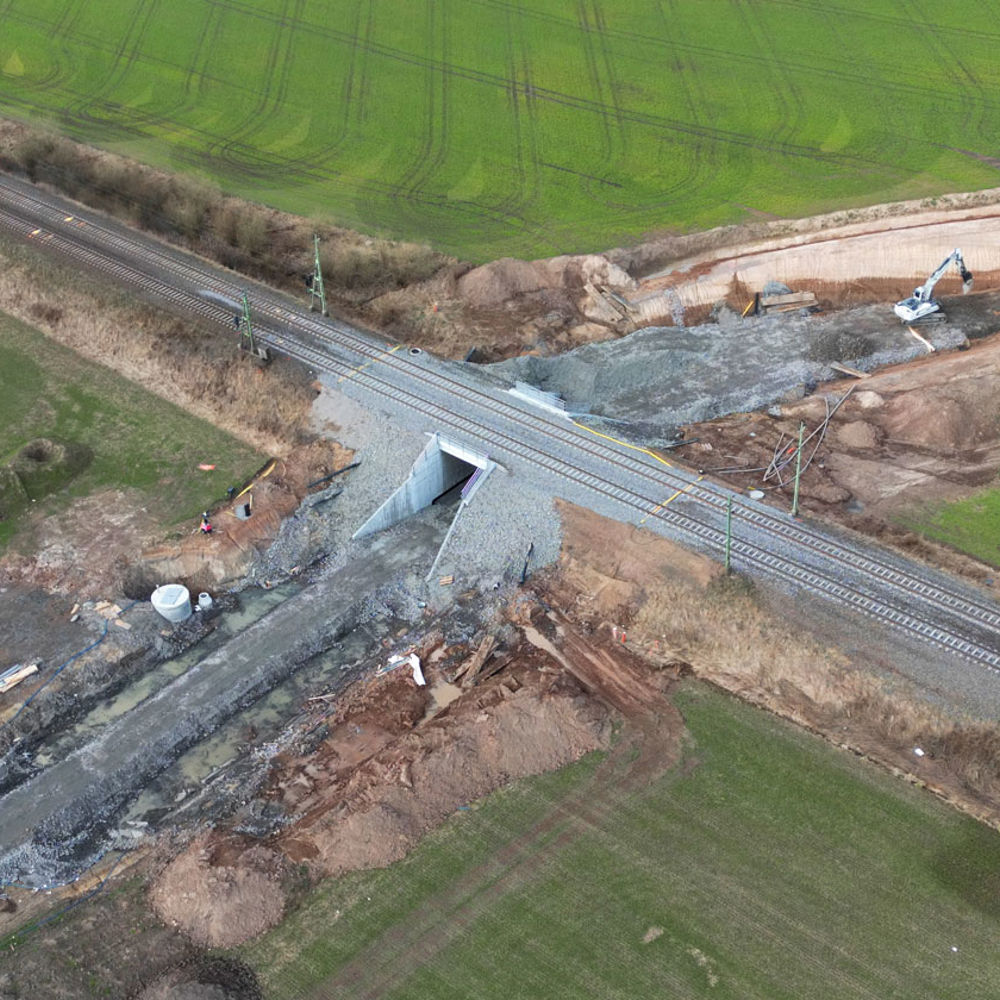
[353,433,489,539]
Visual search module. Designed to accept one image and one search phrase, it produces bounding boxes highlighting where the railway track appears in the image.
[2,174,1000,672]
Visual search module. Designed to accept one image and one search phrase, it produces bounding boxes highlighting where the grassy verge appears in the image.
[0,310,262,547]
[898,488,1000,569]
[239,682,1000,999]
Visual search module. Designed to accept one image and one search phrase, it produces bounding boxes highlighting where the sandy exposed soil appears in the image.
[635,193,1000,312]
[681,331,1000,583]
[147,609,632,945]
[145,539,701,949]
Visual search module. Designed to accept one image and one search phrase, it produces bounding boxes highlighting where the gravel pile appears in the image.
[491,304,970,442]
[431,473,562,591]
[258,381,566,602]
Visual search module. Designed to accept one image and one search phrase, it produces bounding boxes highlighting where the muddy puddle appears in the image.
[122,616,400,828]
[30,583,301,769]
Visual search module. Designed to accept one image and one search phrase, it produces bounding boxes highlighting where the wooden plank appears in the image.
[459,636,498,688]
[830,362,870,379]
[0,663,38,694]
[760,291,816,308]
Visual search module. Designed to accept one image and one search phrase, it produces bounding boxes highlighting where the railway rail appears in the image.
[2,175,999,672]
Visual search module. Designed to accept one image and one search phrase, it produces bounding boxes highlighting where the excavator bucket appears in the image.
[961,267,974,294]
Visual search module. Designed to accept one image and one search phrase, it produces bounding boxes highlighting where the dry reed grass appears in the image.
[0,234,314,455]
[633,574,1000,821]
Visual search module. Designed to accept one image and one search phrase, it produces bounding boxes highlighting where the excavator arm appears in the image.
[894,249,973,323]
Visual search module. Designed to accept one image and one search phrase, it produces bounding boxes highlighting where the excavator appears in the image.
[893,248,973,323]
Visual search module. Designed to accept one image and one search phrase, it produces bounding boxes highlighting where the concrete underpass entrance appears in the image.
[353,433,495,540]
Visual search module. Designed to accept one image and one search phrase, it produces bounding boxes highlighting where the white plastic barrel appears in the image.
[197,592,213,611]
[151,584,192,623]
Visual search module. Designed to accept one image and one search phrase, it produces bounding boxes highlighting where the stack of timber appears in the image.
[760,291,817,314]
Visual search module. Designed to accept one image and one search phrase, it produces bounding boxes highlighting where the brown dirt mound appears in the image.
[149,838,286,949]
[685,331,1000,536]
[456,253,634,309]
[457,257,554,308]
[289,667,611,876]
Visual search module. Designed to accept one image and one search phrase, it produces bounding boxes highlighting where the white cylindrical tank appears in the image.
[197,592,213,611]
[151,584,192,623]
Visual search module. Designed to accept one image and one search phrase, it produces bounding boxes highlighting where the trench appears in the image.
[122,618,396,829]
[30,583,300,770]
[0,514,448,888]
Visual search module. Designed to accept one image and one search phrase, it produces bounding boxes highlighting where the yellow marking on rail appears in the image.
[64,215,73,222]
[570,419,673,469]
[29,228,40,237]
[337,342,403,383]
[639,475,704,524]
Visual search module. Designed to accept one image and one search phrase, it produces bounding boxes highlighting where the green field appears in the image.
[3,1,1000,260]
[0,311,262,546]
[901,486,1000,569]
[240,682,1000,999]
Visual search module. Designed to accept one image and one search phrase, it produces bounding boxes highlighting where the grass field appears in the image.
[901,487,1000,569]
[240,682,1000,999]
[0,310,262,547]
[4,2,1000,260]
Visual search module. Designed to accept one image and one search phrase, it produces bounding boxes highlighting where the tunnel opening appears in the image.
[353,434,494,539]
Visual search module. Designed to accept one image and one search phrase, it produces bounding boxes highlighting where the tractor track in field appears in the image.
[2,175,1000,678]
[152,0,888,169]
[465,0,1000,116]
[11,0,962,247]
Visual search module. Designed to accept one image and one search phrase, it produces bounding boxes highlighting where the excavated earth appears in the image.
[6,191,1000,994]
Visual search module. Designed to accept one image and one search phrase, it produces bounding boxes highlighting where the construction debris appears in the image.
[763,385,856,487]
[456,635,498,688]
[385,652,425,686]
[907,325,936,354]
[760,290,817,314]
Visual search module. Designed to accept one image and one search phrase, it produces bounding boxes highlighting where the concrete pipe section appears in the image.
[151,584,192,623]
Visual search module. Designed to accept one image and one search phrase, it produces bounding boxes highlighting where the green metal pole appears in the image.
[791,421,805,518]
[239,292,254,354]
[310,234,328,316]
[724,495,733,574]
